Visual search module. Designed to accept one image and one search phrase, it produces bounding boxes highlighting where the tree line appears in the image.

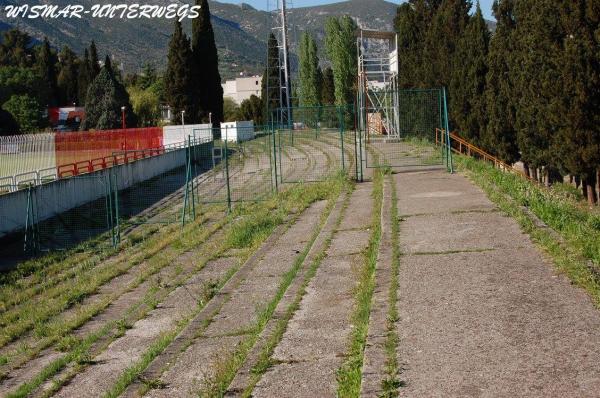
[395,0,600,204]
[0,0,224,134]
[265,15,356,122]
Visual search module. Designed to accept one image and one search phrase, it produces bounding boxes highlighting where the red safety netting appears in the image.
[55,128,164,177]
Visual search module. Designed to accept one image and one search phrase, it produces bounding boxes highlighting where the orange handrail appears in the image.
[449,132,538,184]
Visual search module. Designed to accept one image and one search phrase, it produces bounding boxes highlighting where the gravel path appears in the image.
[251,183,374,397]
[394,170,600,397]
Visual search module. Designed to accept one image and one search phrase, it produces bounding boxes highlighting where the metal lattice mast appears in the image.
[267,0,293,128]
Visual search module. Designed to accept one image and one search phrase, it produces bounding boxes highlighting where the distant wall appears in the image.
[0,141,213,238]
[163,124,213,147]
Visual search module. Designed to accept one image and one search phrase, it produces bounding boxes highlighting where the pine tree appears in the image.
[81,55,135,130]
[325,16,358,106]
[482,0,520,164]
[321,67,335,105]
[164,20,194,124]
[192,0,224,126]
[35,38,58,107]
[57,46,79,106]
[449,2,489,143]
[89,41,101,79]
[78,49,92,106]
[298,32,320,107]
[261,33,283,123]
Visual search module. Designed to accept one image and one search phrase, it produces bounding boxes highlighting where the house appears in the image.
[222,76,262,105]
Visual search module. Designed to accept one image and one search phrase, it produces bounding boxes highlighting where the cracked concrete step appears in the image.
[225,191,350,397]
[251,184,374,398]
[134,200,330,397]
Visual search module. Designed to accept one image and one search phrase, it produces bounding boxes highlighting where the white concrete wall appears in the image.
[0,141,213,238]
[222,76,262,104]
[221,121,255,143]
[163,124,213,146]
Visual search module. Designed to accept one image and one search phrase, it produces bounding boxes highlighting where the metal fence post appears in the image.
[272,124,279,192]
[442,87,454,174]
[339,107,346,172]
[224,127,232,212]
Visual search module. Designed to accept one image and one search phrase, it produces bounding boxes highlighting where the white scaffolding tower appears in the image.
[357,30,400,140]
[267,0,293,127]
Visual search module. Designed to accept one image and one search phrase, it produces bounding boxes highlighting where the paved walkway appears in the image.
[394,170,600,397]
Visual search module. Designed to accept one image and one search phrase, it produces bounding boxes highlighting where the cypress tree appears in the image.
[553,0,600,203]
[423,0,471,88]
[325,16,357,106]
[482,0,520,164]
[298,32,320,107]
[394,0,436,87]
[321,67,335,105]
[81,55,135,130]
[89,41,100,79]
[513,0,563,180]
[57,46,79,106]
[449,2,489,143]
[35,37,58,107]
[261,33,283,123]
[78,49,92,106]
[192,0,224,126]
[164,20,194,124]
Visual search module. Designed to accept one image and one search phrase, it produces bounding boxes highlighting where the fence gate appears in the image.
[274,106,358,184]
[359,88,452,172]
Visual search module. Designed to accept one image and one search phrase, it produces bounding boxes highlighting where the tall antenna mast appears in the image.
[278,0,292,128]
[267,0,293,127]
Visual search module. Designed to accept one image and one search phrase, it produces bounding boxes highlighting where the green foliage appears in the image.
[450,2,489,143]
[223,97,241,122]
[298,32,321,107]
[261,33,284,122]
[552,1,600,187]
[2,94,45,133]
[191,0,224,126]
[0,29,35,67]
[164,20,194,124]
[239,94,263,124]
[82,58,135,130]
[57,46,80,106]
[77,50,92,106]
[0,66,40,104]
[423,0,471,87]
[482,0,520,164]
[128,86,161,127]
[321,67,335,105]
[89,41,101,79]
[325,16,358,106]
[34,38,59,107]
[513,0,563,171]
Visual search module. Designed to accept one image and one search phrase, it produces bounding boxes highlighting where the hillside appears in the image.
[0,0,494,79]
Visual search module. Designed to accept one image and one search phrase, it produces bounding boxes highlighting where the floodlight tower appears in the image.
[357,30,400,141]
[267,0,293,128]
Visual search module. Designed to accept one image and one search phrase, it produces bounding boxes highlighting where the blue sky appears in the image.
[217,0,496,20]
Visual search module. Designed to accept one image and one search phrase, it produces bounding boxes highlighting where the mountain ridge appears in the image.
[0,0,495,79]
